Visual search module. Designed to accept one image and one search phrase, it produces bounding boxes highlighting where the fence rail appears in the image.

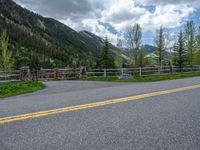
[1,65,200,82]
[87,65,200,77]
[0,70,21,81]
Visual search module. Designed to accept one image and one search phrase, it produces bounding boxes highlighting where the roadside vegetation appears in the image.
[82,72,200,82]
[0,81,45,98]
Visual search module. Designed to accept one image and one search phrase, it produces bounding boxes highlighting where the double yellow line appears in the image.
[1,84,200,125]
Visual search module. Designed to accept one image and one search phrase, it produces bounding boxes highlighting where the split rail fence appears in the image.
[0,65,200,82]
[86,65,200,77]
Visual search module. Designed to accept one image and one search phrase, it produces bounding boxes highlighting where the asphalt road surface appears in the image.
[1,78,200,150]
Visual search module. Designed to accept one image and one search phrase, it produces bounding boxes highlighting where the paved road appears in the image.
[1,78,200,150]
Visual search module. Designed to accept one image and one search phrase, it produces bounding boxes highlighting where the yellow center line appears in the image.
[1,84,200,125]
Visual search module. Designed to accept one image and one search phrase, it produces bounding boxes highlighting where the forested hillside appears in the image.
[0,0,117,69]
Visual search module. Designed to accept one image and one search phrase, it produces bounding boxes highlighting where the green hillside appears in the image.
[0,0,117,69]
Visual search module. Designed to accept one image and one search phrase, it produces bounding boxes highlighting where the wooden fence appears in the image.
[0,70,21,81]
[86,65,200,77]
[0,68,85,82]
[1,65,200,82]
[36,68,85,81]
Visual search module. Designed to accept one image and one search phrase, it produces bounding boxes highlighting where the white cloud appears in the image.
[61,18,118,44]
[13,0,199,45]
[139,0,200,7]
[138,4,195,32]
[99,0,195,32]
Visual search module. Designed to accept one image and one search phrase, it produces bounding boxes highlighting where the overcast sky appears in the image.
[13,0,200,45]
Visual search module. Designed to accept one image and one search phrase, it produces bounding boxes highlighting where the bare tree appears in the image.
[165,31,176,67]
[125,23,142,67]
[114,37,123,68]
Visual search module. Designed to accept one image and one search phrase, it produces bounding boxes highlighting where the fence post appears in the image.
[4,70,6,80]
[54,69,58,80]
[158,66,161,75]
[20,67,30,81]
[139,67,142,77]
[79,67,86,79]
[104,69,107,77]
[121,68,124,76]
[170,66,173,75]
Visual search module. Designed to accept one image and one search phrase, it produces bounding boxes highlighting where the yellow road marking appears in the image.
[1,84,200,125]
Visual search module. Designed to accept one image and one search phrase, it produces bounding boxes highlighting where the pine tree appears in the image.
[155,26,166,67]
[196,27,200,48]
[29,52,41,70]
[87,51,96,69]
[0,30,14,71]
[99,37,114,69]
[173,30,187,72]
[193,26,200,65]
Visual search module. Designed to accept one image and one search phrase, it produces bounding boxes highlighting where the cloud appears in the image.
[14,0,94,21]
[13,0,199,45]
[138,4,195,32]
[100,0,195,32]
[139,0,200,7]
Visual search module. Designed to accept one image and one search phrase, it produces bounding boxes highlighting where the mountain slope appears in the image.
[142,44,156,54]
[79,31,118,56]
[0,0,116,69]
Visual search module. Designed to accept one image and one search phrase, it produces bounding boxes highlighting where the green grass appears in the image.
[82,72,200,83]
[0,81,45,98]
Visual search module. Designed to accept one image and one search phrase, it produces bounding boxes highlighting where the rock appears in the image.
[118,74,133,79]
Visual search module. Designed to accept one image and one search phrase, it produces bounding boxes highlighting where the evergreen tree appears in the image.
[193,26,200,65]
[0,30,14,71]
[155,26,166,67]
[99,37,114,69]
[185,21,196,68]
[196,26,200,48]
[29,52,41,70]
[173,30,187,72]
[193,50,200,65]
[14,48,30,69]
[87,51,96,69]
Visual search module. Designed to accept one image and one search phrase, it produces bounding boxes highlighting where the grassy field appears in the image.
[0,81,45,98]
[82,72,200,82]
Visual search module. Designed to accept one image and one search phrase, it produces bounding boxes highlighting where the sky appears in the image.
[13,0,200,46]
